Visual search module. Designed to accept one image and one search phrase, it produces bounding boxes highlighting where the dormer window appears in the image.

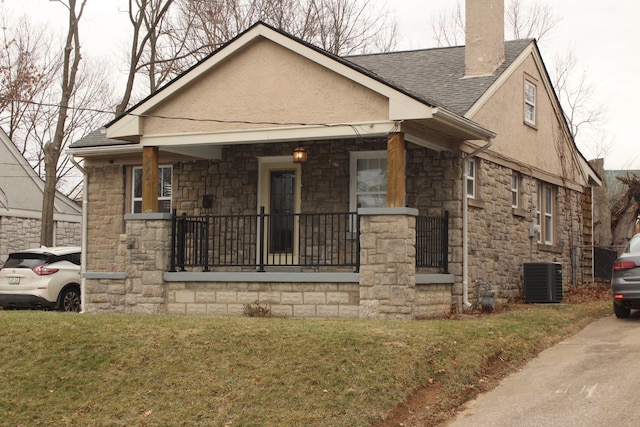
[524,80,537,126]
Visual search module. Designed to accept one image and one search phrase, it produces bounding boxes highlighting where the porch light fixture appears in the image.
[292,145,307,164]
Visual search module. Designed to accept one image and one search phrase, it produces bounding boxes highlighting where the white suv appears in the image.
[0,247,81,312]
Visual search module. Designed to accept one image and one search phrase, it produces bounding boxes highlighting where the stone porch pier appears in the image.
[358,208,417,319]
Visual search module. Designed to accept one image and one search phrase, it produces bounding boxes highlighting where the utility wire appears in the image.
[0,96,395,133]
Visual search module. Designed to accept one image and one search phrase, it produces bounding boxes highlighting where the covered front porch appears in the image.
[80,124,493,319]
[98,205,455,319]
[75,23,499,318]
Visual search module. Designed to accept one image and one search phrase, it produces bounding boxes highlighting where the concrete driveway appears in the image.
[444,312,640,426]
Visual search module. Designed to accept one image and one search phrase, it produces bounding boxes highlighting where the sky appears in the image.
[11,0,640,170]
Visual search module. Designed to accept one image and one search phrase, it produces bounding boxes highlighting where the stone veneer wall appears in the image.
[84,211,450,319]
[415,284,454,318]
[166,282,360,318]
[458,157,586,309]
[83,140,447,271]
[123,217,171,313]
[0,216,81,261]
[82,138,588,317]
[170,140,450,217]
[85,217,170,314]
[86,164,127,272]
[171,139,390,216]
[359,211,417,320]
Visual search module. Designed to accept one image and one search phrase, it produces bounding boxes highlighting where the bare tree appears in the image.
[115,0,175,115]
[41,0,87,246]
[0,11,59,146]
[611,174,640,247]
[176,0,397,57]
[506,0,559,42]
[551,48,604,142]
[310,0,398,55]
[432,1,464,47]
[0,5,110,194]
[114,0,397,113]
[28,59,114,191]
[432,0,558,47]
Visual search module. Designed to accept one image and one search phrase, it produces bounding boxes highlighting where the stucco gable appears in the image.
[107,22,443,144]
[142,37,390,136]
[467,45,599,187]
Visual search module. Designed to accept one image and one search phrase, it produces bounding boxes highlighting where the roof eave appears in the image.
[431,107,496,141]
[67,144,143,158]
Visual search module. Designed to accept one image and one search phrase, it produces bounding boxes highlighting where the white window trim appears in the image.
[132,165,173,213]
[543,184,554,244]
[524,80,536,126]
[511,172,519,208]
[349,151,387,212]
[536,181,555,244]
[536,185,542,242]
[466,159,476,199]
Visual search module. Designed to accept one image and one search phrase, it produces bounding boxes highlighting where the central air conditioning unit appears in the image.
[523,262,563,303]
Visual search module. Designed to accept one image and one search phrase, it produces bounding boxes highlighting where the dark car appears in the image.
[611,234,640,318]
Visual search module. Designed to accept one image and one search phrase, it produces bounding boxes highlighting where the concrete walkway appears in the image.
[444,314,640,426]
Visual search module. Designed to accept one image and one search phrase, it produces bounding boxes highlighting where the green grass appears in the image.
[0,301,610,426]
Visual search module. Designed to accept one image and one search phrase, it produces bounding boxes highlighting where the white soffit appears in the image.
[139,121,397,147]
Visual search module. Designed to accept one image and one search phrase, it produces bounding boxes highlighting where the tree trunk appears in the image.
[40,142,60,247]
[40,0,85,246]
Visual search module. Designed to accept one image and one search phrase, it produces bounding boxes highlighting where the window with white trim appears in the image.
[465,159,476,199]
[511,172,519,208]
[524,80,537,126]
[132,165,172,213]
[536,182,555,244]
[349,151,387,211]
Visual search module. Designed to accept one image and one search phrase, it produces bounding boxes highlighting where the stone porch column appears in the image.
[123,213,172,313]
[358,207,417,320]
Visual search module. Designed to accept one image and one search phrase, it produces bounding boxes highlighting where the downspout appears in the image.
[462,138,494,308]
[70,156,88,314]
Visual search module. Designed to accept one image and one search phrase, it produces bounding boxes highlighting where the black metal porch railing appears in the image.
[416,211,449,273]
[170,209,360,272]
[170,209,449,273]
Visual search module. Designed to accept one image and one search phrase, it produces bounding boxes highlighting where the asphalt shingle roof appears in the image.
[345,39,533,116]
[70,33,534,149]
[70,128,136,149]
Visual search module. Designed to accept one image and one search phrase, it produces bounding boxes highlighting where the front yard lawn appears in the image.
[0,293,610,426]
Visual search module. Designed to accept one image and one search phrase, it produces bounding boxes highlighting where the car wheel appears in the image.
[614,302,631,319]
[59,287,81,313]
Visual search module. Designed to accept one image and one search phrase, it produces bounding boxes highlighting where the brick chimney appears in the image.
[465,0,505,76]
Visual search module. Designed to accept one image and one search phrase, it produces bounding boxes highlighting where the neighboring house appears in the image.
[68,1,599,319]
[0,128,82,261]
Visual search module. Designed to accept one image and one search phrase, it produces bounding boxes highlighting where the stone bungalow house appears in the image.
[68,1,599,319]
[0,127,82,260]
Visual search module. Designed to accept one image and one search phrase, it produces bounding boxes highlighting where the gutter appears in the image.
[66,144,141,158]
[431,107,497,141]
[462,138,494,308]
[70,156,88,314]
